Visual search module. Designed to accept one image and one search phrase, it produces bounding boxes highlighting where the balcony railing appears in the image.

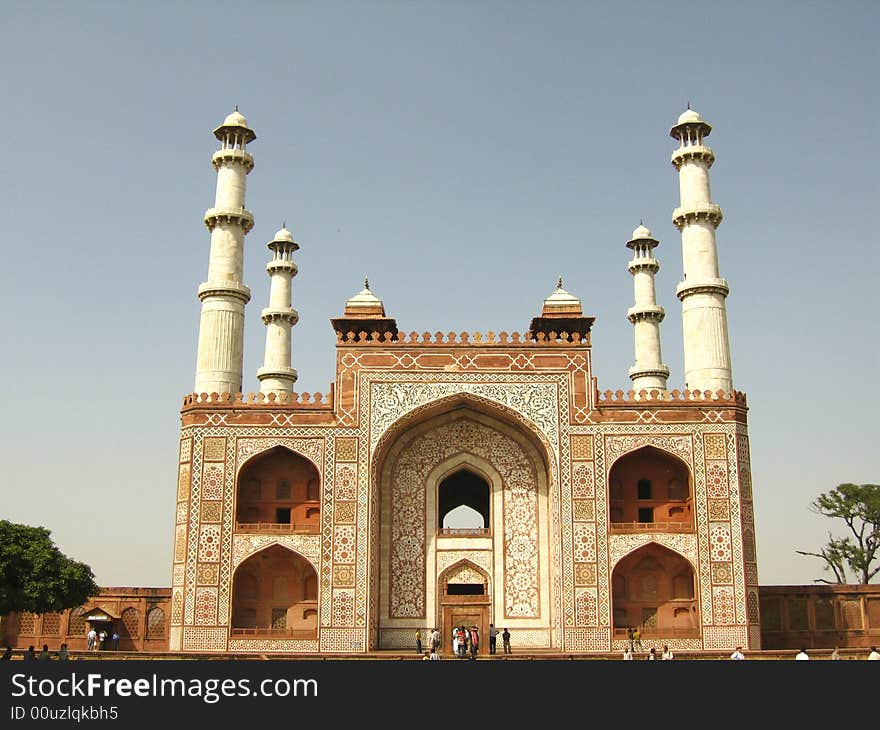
[234,522,320,534]
[610,521,693,533]
[229,628,317,639]
[442,593,489,603]
[438,528,491,537]
[613,627,701,638]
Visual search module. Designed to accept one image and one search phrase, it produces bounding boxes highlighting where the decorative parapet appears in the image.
[597,388,747,405]
[672,202,723,229]
[334,329,590,346]
[181,388,334,410]
[211,148,254,172]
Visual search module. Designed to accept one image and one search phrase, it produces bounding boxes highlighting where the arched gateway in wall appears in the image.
[371,403,558,650]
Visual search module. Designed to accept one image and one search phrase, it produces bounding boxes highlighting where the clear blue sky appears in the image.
[2,1,877,587]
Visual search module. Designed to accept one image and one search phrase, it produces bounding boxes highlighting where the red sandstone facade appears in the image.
[2,588,170,653]
[7,584,878,653]
[164,285,763,655]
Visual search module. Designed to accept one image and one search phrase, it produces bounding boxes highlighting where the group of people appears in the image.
[622,643,673,660]
[452,625,480,658]
[416,624,512,659]
[2,644,70,661]
[86,628,119,652]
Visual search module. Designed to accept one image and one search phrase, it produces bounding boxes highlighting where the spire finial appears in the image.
[640,218,643,226]
[282,220,286,229]
[687,101,691,110]
[364,276,370,291]
[234,104,239,112]
[557,276,563,290]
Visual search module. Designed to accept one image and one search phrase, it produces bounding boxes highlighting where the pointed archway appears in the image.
[372,403,555,650]
[230,544,318,640]
[611,542,699,644]
[438,560,490,655]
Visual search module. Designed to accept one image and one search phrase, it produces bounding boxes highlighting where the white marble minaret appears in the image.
[193,109,255,395]
[257,225,299,395]
[627,224,669,392]
[670,108,733,393]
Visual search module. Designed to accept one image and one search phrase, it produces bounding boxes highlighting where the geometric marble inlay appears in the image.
[573,500,595,522]
[574,562,597,586]
[707,499,730,521]
[570,434,594,461]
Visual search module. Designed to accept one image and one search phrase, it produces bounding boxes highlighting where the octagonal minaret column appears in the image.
[194,108,255,395]
[627,224,669,392]
[257,225,299,395]
[670,107,733,393]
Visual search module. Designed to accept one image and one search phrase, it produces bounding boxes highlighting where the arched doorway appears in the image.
[608,446,693,532]
[611,543,699,643]
[235,446,320,532]
[372,402,555,650]
[230,544,318,640]
[438,468,490,535]
[439,561,490,655]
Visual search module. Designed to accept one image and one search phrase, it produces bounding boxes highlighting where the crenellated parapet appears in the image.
[334,329,591,346]
[182,389,334,408]
[597,388,747,404]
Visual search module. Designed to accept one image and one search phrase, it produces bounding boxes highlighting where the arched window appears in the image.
[438,469,490,532]
[146,607,165,639]
[68,607,87,637]
[41,613,61,636]
[18,613,36,634]
[121,607,139,638]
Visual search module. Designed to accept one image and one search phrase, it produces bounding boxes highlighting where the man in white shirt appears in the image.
[730,646,745,660]
[867,646,879,660]
[795,648,810,660]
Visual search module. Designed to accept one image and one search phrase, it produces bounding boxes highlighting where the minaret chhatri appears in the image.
[670,107,733,393]
[626,224,669,392]
[257,225,299,395]
[194,108,255,395]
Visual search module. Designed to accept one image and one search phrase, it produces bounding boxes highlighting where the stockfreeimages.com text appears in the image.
[10,673,317,704]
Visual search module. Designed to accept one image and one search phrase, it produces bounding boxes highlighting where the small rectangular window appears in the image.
[275,508,291,524]
[637,479,652,499]
[638,507,654,523]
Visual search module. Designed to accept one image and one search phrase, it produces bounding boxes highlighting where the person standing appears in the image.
[647,647,657,660]
[58,644,70,661]
[469,626,479,659]
[730,646,745,660]
[662,644,674,660]
[38,644,51,662]
[626,627,634,653]
[87,628,97,652]
[98,630,107,652]
[632,627,642,651]
[501,627,511,655]
[622,646,634,660]
[431,628,441,653]
[415,628,423,655]
[488,623,498,655]
[112,631,120,651]
[868,646,880,661]
[795,648,810,660]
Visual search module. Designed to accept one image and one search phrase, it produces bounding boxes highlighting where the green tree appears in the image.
[796,483,880,584]
[0,520,99,615]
